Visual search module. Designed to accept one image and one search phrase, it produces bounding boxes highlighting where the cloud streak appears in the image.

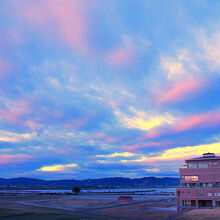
[0,154,32,164]
[114,108,177,131]
[121,142,220,164]
[0,130,36,143]
[37,163,78,172]
[146,109,220,139]
[96,152,136,158]
[155,77,203,104]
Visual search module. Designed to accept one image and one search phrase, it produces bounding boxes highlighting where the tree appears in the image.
[72,187,81,195]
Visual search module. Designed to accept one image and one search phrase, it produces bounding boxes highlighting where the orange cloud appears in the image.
[114,108,176,131]
[121,142,220,164]
[156,77,203,104]
[19,0,90,53]
[98,142,219,165]
[37,163,78,172]
[145,168,160,173]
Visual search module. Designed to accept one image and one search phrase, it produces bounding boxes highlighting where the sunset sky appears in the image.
[1,0,220,180]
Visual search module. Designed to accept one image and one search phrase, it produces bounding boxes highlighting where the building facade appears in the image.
[176,153,220,209]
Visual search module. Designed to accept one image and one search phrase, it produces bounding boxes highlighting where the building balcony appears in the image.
[177,186,220,189]
[176,187,220,200]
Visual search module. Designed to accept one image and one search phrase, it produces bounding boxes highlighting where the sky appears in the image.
[1,0,220,180]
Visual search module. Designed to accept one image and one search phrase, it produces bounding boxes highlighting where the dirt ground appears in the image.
[91,202,175,220]
[0,194,177,220]
[176,209,220,220]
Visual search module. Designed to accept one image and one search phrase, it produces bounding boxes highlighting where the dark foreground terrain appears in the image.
[0,193,220,220]
[0,193,175,220]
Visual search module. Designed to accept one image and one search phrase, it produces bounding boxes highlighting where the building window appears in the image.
[208,192,212,196]
[188,162,197,168]
[198,191,204,197]
[213,161,217,166]
[207,183,213,188]
[218,192,220,197]
[201,183,206,188]
[186,183,190,188]
[198,162,208,168]
[183,176,198,181]
[185,200,191,206]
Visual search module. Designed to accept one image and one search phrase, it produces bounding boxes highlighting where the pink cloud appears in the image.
[0,154,32,164]
[93,132,107,139]
[124,141,170,151]
[173,110,220,132]
[106,137,119,143]
[64,118,89,130]
[0,59,9,77]
[24,120,42,130]
[146,110,220,139]
[93,132,119,143]
[107,47,134,67]
[0,100,31,124]
[18,0,90,53]
[15,1,137,67]
[156,77,203,104]
[54,150,70,156]
[0,100,42,130]
[108,100,119,108]
[0,99,65,130]
[146,129,163,139]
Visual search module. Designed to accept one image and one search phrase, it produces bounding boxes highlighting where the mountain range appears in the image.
[0,177,179,187]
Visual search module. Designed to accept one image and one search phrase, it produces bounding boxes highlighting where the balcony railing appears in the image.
[177,186,220,188]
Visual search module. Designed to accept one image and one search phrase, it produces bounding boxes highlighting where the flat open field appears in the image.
[0,193,177,220]
[4,193,220,219]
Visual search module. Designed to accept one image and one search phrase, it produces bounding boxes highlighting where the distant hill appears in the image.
[0,177,179,187]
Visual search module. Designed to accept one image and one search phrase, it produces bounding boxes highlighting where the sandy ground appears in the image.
[0,194,177,220]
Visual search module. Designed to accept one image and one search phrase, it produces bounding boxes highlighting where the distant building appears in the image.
[176,153,220,210]
[117,196,133,203]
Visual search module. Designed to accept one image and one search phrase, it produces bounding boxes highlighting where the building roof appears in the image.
[185,153,220,162]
